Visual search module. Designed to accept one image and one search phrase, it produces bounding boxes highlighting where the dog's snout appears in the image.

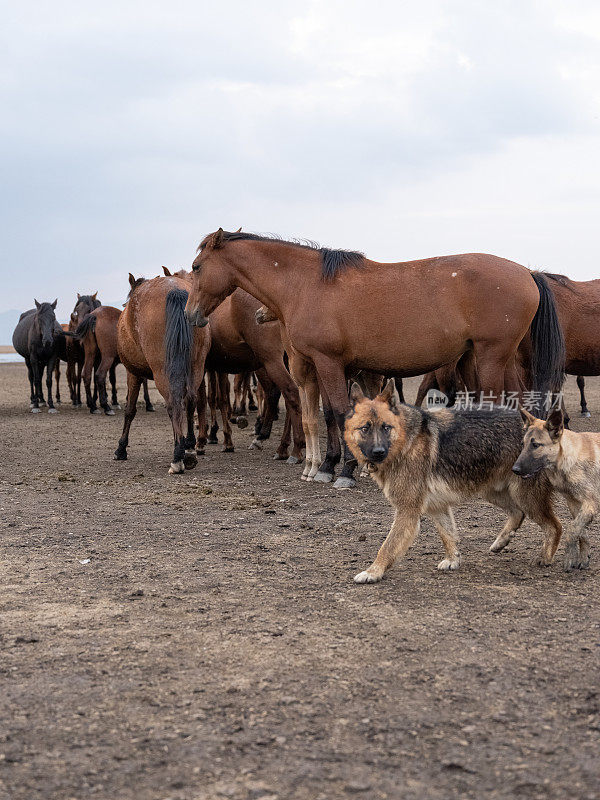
[512,463,522,475]
[370,446,387,462]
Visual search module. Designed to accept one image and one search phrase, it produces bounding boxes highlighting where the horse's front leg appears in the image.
[46,355,58,412]
[313,356,356,489]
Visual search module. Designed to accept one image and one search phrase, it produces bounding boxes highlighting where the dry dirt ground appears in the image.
[1,364,599,800]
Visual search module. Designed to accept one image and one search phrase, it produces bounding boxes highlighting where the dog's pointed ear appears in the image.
[519,404,536,428]
[349,382,365,407]
[162,266,171,276]
[378,378,401,410]
[92,291,98,300]
[51,298,57,309]
[546,405,564,440]
[34,299,40,309]
[128,273,136,288]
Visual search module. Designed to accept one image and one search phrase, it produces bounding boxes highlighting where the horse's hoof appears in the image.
[273,452,288,461]
[183,451,198,470]
[196,448,205,456]
[207,438,218,445]
[56,400,62,405]
[334,477,356,490]
[145,404,155,412]
[114,451,127,461]
[48,408,58,414]
[168,461,185,475]
[236,417,249,429]
[114,404,122,410]
[222,446,235,453]
[313,471,334,484]
[31,408,41,414]
[581,411,591,418]
[105,409,115,416]
[286,455,301,465]
[248,440,263,451]
[248,402,258,412]
[91,409,102,415]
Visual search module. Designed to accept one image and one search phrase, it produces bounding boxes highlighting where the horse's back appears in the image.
[12,309,35,356]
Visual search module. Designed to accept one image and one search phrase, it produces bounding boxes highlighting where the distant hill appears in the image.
[0,310,21,346]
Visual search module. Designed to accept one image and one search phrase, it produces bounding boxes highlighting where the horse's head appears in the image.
[34,299,58,347]
[72,291,99,325]
[185,228,238,327]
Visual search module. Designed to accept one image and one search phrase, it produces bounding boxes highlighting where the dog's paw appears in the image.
[354,569,382,584]
[489,535,510,553]
[437,555,461,571]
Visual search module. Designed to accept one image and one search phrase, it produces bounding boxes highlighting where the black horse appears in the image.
[12,300,64,413]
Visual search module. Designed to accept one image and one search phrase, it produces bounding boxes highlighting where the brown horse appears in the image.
[185,229,564,488]
[164,266,304,462]
[115,274,210,473]
[76,305,154,415]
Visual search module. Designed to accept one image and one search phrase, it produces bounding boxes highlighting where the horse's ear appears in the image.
[51,299,57,309]
[91,291,98,300]
[128,273,136,288]
[518,404,536,428]
[213,227,225,248]
[34,299,40,309]
[349,382,366,407]
[77,292,81,299]
[162,266,171,276]
[546,405,564,440]
[235,227,242,233]
[378,378,401,410]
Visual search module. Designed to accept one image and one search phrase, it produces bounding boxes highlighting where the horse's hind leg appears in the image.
[96,355,116,415]
[207,371,219,443]
[183,397,198,470]
[82,343,99,414]
[196,378,208,455]
[114,371,141,461]
[109,362,120,409]
[577,376,590,417]
[250,369,279,450]
[217,374,235,452]
[261,358,305,463]
[142,379,155,412]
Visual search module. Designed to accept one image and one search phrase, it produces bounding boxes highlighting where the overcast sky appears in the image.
[1,0,599,316]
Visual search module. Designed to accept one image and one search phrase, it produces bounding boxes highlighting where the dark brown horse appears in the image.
[115,274,211,473]
[518,273,600,422]
[185,229,564,488]
[12,301,63,413]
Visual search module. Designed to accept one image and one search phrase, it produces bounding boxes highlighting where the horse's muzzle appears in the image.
[185,307,209,328]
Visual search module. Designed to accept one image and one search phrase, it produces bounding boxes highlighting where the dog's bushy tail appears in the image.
[530,271,565,416]
[73,314,97,340]
[164,288,193,410]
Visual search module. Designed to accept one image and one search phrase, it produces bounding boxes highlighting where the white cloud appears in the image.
[0,0,599,315]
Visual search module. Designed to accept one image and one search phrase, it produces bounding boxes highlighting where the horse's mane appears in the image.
[205,231,365,280]
[543,272,576,291]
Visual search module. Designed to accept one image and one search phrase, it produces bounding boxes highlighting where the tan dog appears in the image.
[513,406,598,570]
[344,380,561,583]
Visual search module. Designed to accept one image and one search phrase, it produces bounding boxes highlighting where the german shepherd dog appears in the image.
[344,381,562,583]
[513,405,598,570]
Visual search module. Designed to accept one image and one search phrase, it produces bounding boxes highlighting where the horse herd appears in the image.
[10,229,600,489]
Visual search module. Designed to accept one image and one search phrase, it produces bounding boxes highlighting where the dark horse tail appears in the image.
[530,271,565,413]
[73,314,97,340]
[164,287,193,413]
